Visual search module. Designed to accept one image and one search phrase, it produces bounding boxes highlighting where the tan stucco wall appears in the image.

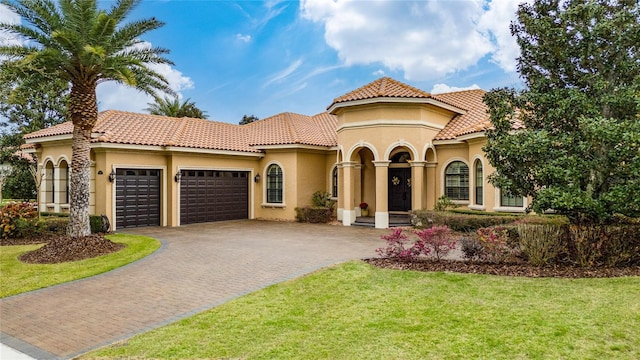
[35,141,95,214]
[336,103,455,130]
[467,138,496,211]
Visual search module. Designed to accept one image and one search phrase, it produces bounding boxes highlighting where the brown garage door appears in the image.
[180,170,249,224]
[115,169,161,228]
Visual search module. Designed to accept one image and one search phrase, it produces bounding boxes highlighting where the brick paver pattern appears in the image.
[0,220,386,359]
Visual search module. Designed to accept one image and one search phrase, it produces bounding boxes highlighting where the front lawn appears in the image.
[85,261,640,360]
[0,233,160,298]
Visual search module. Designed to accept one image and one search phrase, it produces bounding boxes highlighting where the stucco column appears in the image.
[410,161,427,211]
[354,164,362,216]
[373,160,390,228]
[336,164,344,221]
[341,162,356,226]
[425,163,437,210]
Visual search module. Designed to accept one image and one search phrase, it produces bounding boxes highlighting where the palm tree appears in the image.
[145,96,208,119]
[0,0,174,237]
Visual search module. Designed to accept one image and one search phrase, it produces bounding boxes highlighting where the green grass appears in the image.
[86,261,640,360]
[0,234,160,298]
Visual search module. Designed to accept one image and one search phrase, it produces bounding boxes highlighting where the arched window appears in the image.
[474,160,483,205]
[266,164,283,203]
[445,161,469,201]
[59,160,69,204]
[332,166,338,198]
[44,161,55,203]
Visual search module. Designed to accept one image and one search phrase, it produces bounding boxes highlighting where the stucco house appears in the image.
[23,77,527,230]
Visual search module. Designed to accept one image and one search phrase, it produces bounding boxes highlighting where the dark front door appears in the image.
[388,168,412,211]
[180,170,249,225]
[115,169,161,228]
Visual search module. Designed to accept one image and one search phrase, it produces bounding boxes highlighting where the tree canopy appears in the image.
[0,0,173,237]
[483,0,640,224]
[145,96,208,119]
[239,114,259,125]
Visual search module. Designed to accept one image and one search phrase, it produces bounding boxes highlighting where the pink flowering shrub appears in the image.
[377,226,458,261]
[476,226,517,263]
[376,228,420,260]
[414,225,456,260]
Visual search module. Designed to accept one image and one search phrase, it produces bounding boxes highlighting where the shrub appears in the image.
[0,202,38,238]
[460,236,484,261]
[414,225,456,260]
[376,228,420,260]
[566,224,640,267]
[90,214,111,233]
[311,191,336,209]
[434,195,457,212]
[13,217,46,238]
[517,224,567,266]
[295,207,333,223]
[45,217,69,235]
[410,210,520,231]
[40,211,70,217]
[476,226,519,263]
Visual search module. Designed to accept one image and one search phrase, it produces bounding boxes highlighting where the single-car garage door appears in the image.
[180,170,249,224]
[115,168,161,228]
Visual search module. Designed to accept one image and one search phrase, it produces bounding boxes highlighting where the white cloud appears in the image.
[301,0,523,80]
[236,33,252,43]
[430,83,481,94]
[478,0,526,72]
[263,58,303,88]
[373,69,385,77]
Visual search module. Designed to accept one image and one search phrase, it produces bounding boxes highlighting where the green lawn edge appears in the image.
[0,233,161,298]
[84,261,640,360]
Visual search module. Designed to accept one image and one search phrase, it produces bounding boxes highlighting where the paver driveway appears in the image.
[0,220,386,359]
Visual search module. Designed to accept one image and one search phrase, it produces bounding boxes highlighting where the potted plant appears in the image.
[359,202,369,217]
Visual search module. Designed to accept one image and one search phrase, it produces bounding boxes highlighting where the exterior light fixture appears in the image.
[108,169,116,182]
[175,171,182,183]
[254,173,261,183]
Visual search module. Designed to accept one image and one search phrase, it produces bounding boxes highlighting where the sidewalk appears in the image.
[0,343,37,360]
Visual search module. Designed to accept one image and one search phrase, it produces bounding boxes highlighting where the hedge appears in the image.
[295,207,334,223]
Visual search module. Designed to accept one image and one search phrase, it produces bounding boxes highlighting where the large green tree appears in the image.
[0,65,69,202]
[483,0,640,224]
[0,0,173,237]
[145,96,207,119]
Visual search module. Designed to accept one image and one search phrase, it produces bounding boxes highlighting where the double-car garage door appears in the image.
[115,168,249,228]
[180,170,249,224]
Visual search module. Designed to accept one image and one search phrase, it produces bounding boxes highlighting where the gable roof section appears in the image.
[431,90,490,140]
[247,112,337,147]
[330,77,431,105]
[24,110,337,152]
[327,77,467,115]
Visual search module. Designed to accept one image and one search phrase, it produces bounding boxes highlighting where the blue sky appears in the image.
[1,0,526,124]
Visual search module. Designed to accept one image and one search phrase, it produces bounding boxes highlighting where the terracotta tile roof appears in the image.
[247,112,337,147]
[329,77,431,108]
[24,110,338,152]
[431,90,491,140]
[23,122,74,139]
[25,110,260,153]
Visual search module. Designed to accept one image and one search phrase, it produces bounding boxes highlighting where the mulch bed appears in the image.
[365,258,640,278]
[1,234,124,264]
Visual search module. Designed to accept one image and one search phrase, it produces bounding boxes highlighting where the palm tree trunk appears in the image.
[67,82,98,238]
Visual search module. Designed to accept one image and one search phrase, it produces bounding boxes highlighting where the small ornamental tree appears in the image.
[483,0,640,225]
